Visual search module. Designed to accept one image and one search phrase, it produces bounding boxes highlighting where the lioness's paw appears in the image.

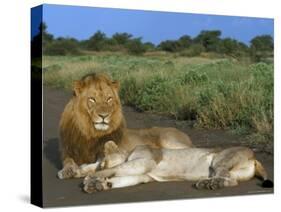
[194,179,210,190]
[57,164,79,179]
[100,159,106,170]
[83,176,112,193]
[194,178,225,190]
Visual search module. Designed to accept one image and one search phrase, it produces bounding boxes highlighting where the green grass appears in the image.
[42,54,273,144]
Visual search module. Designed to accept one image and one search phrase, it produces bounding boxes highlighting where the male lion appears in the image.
[58,73,192,179]
[82,141,273,193]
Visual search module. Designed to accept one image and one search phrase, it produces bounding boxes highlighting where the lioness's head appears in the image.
[73,73,123,134]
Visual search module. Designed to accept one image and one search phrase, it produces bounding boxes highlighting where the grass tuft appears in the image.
[42,55,273,144]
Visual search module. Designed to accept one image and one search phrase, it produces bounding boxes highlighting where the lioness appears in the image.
[82,141,273,193]
[58,73,192,179]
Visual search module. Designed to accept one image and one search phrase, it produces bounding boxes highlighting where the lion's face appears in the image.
[85,82,119,131]
[73,74,123,133]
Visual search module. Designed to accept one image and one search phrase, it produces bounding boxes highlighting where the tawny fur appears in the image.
[58,73,192,179]
[59,73,125,166]
[82,141,272,193]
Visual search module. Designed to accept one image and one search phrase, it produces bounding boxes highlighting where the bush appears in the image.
[250,62,273,79]
[193,30,222,52]
[216,38,249,57]
[44,38,80,56]
[194,63,273,139]
[126,38,146,55]
[86,31,107,51]
[158,40,180,52]
[120,77,139,106]
[180,44,205,57]
[135,76,171,111]
[43,54,273,144]
[112,33,132,45]
[250,35,273,62]
[181,70,208,85]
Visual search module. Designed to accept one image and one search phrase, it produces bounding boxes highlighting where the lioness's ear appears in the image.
[73,80,84,96]
[112,80,120,91]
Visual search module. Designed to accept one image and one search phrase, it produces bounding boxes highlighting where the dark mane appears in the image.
[81,72,97,81]
[60,72,125,166]
[59,103,126,166]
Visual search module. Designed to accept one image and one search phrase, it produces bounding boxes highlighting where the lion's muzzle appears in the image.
[94,122,110,131]
[93,113,111,131]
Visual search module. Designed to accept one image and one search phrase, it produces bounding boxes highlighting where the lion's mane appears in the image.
[59,73,126,165]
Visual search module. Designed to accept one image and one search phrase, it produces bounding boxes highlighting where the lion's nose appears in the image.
[98,113,109,119]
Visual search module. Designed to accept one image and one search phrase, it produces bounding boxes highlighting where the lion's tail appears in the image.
[254,160,273,188]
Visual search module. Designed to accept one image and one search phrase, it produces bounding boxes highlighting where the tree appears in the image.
[250,35,273,52]
[126,38,146,55]
[44,37,80,56]
[250,35,273,62]
[217,38,237,54]
[87,31,107,51]
[41,22,54,45]
[143,42,155,51]
[194,30,222,52]
[158,35,191,52]
[180,44,205,57]
[158,40,180,52]
[189,44,205,56]
[236,42,249,57]
[112,33,132,45]
[178,35,192,49]
[31,22,54,57]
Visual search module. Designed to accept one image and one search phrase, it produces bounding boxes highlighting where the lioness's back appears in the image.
[148,148,213,181]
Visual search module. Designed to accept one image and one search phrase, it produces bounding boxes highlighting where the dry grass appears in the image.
[42,54,273,144]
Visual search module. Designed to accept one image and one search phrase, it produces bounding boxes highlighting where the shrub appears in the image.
[250,35,273,62]
[87,31,107,51]
[120,77,139,106]
[43,54,273,144]
[181,70,208,85]
[193,30,222,52]
[44,38,80,56]
[112,33,132,45]
[180,44,205,57]
[134,76,174,112]
[158,40,180,52]
[126,38,147,55]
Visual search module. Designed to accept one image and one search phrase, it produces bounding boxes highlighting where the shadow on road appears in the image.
[44,138,62,170]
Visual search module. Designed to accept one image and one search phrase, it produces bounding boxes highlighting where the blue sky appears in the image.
[32,4,274,45]
[31,5,42,39]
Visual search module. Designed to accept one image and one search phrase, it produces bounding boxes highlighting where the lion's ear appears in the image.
[73,80,84,96]
[112,80,120,91]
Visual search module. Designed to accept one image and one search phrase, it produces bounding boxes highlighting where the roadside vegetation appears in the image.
[33,23,274,145]
[42,55,273,145]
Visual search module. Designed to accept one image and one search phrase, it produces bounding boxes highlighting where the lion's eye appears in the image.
[107,97,113,103]
[89,97,96,103]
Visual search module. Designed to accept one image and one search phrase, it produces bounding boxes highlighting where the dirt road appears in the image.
[42,87,273,207]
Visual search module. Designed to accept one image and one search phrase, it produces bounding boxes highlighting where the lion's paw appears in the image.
[83,176,112,193]
[194,178,225,190]
[57,164,79,179]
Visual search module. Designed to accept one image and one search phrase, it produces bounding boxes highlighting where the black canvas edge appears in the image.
[31,5,43,208]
